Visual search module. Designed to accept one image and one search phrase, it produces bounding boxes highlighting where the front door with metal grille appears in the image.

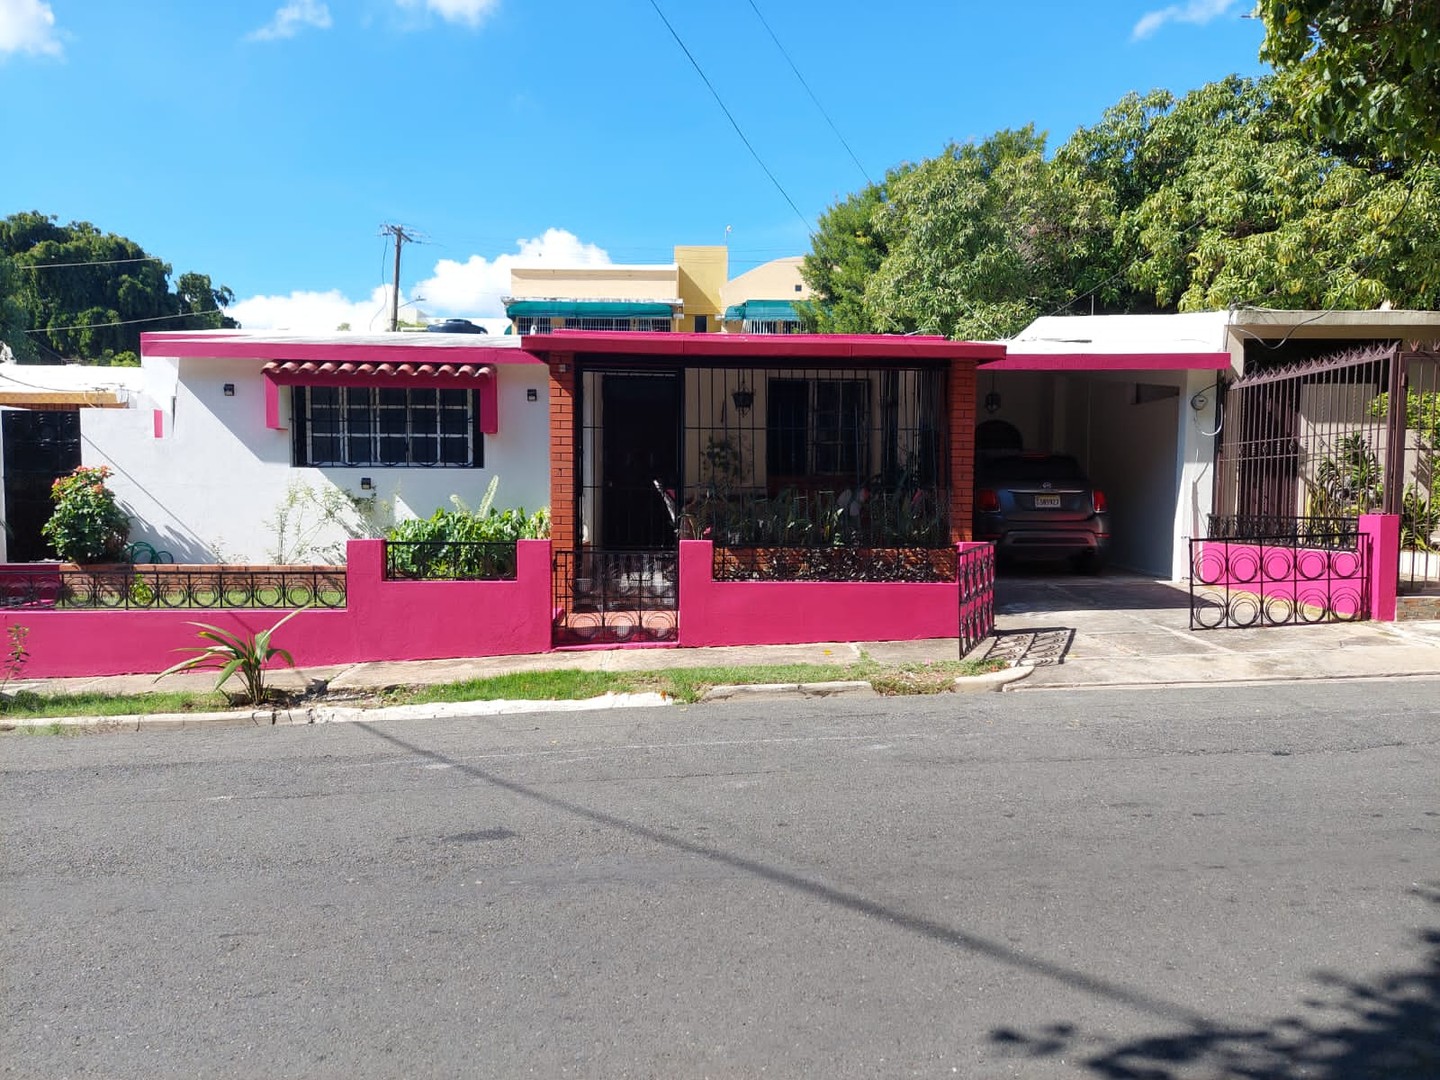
[2,410,81,562]
[553,368,682,646]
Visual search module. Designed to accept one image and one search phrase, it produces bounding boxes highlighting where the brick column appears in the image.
[548,354,578,555]
[946,360,977,543]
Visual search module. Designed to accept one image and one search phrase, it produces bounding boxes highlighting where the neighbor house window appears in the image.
[291,386,482,467]
[766,378,870,477]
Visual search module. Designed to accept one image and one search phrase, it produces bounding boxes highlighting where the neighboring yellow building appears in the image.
[721,256,811,334]
[503,247,810,334]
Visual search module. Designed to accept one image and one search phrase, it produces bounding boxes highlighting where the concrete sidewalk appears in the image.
[13,575,1440,703]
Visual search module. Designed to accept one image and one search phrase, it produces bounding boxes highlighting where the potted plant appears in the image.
[41,465,131,564]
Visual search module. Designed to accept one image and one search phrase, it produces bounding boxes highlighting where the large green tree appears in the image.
[0,212,237,364]
[801,76,1440,337]
[0,252,35,362]
[1256,0,1440,161]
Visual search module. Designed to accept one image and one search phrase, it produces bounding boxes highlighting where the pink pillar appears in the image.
[1360,514,1399,621]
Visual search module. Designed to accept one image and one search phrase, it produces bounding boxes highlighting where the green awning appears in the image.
[725,300,801,322]
[504,300,678,318]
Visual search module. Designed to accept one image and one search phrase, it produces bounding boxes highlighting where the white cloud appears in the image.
[246,0,332,42]
[1131,0,1238,41]
[395,0,500,29]
[229,229,612,332]
[0,0,62,58]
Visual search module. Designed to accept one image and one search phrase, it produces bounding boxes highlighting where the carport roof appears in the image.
[990,312,1231,370]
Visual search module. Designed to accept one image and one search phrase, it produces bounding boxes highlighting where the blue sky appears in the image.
[1,0,1267,332]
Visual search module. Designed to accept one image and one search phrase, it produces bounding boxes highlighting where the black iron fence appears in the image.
[957,543,996,658]
[1395,351,1440,593]
[0,566,347,610]
[1189,527,1369,629]
[713,544,957,583]
[552,548,678,645]
[1205,514,1358,549]
[385,541,518,581]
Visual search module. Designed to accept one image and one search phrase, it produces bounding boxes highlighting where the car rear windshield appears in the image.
[978,455,1087,482]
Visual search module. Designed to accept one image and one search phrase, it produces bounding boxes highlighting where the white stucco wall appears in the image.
[81,354,551,564]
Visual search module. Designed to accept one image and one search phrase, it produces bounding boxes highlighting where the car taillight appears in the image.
[1093,489,1108,513]
[977,488,1001,513]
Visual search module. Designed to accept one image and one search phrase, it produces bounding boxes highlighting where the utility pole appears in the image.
[381,224,415,331]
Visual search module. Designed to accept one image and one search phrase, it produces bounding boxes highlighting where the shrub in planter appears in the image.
[40,466,131,564]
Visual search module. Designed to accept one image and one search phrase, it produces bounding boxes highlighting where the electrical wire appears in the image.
[646,0,813,236]
[743,0,873,187]
[22,310,223,334]
[16,256,165,270]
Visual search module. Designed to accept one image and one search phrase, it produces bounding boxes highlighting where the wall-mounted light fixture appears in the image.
[360,477,373,491]
[527,388,539,402]
[731,384,755,417]
[223,383,235,397]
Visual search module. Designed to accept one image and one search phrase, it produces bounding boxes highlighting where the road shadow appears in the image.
[990,886,1440,1079]
[975,626,1076,666]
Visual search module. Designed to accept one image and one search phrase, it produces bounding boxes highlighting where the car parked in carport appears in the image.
[974,452,1110,571]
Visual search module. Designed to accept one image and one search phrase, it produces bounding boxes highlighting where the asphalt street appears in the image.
[3,681,1438,1079]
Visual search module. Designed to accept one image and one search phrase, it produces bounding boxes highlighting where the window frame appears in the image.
[765,376,871,480]
[290,385,484,468]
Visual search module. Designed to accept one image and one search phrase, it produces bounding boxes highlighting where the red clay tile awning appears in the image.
[262,360,498,433]
[261,359,494,385]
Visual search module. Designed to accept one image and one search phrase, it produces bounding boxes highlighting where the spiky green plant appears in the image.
[156,609,304,705]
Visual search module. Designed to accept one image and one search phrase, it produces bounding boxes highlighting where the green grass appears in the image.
[389,658,1004,707]
[0,657,1008,726]
[0,688,230,721]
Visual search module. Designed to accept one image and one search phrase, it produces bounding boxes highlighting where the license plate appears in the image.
[1033,494,1062,508]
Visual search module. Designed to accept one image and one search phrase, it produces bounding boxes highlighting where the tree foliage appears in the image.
[801,76,1440,338]
[0,212,237,364]
[1257,0,1440,161]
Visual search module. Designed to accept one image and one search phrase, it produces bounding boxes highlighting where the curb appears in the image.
[0,691,674,733]
[700,680,873,702]
[957,663,1034,693]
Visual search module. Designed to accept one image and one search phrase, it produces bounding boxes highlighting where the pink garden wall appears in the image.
[677,540,988,648]
[1,540,553,678]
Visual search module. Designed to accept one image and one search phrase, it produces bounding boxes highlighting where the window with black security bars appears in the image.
[291,386,482,468]
[679,363,949,554]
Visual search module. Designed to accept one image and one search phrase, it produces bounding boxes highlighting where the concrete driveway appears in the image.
[988,569,1440,689]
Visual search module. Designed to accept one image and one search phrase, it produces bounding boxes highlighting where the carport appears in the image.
[978,314,1232,579]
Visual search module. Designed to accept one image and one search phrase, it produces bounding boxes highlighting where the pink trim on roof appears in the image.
[141,333,541,364]
[520,330,1004,362]
[984,351,1231,371]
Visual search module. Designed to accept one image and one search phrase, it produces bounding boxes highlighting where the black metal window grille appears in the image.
[683,363,948,549]
[517,316,673,335]
[766,377,869,477]
[291,386,481,468]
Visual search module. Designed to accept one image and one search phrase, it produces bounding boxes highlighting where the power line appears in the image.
[16,256,166,270]
[22,310,223,334]
[646,0,812,236]
[743,0,873,187]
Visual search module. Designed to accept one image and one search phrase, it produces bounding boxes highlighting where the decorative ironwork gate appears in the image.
[957,543,996,657]
[552,548,678,645]
[1392,350,1440,594]
[1189,519,1369,629]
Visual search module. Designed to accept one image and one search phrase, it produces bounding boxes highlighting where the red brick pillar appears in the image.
[947,360,977,543]
[548,354,578,554]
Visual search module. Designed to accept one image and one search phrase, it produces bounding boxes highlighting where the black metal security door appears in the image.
[2,410,81,562]
[598,371,681,549]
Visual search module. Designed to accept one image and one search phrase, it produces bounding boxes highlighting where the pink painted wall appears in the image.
[677,540,988,647]
[1,539,553,678]
[1191,515,1400,623]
